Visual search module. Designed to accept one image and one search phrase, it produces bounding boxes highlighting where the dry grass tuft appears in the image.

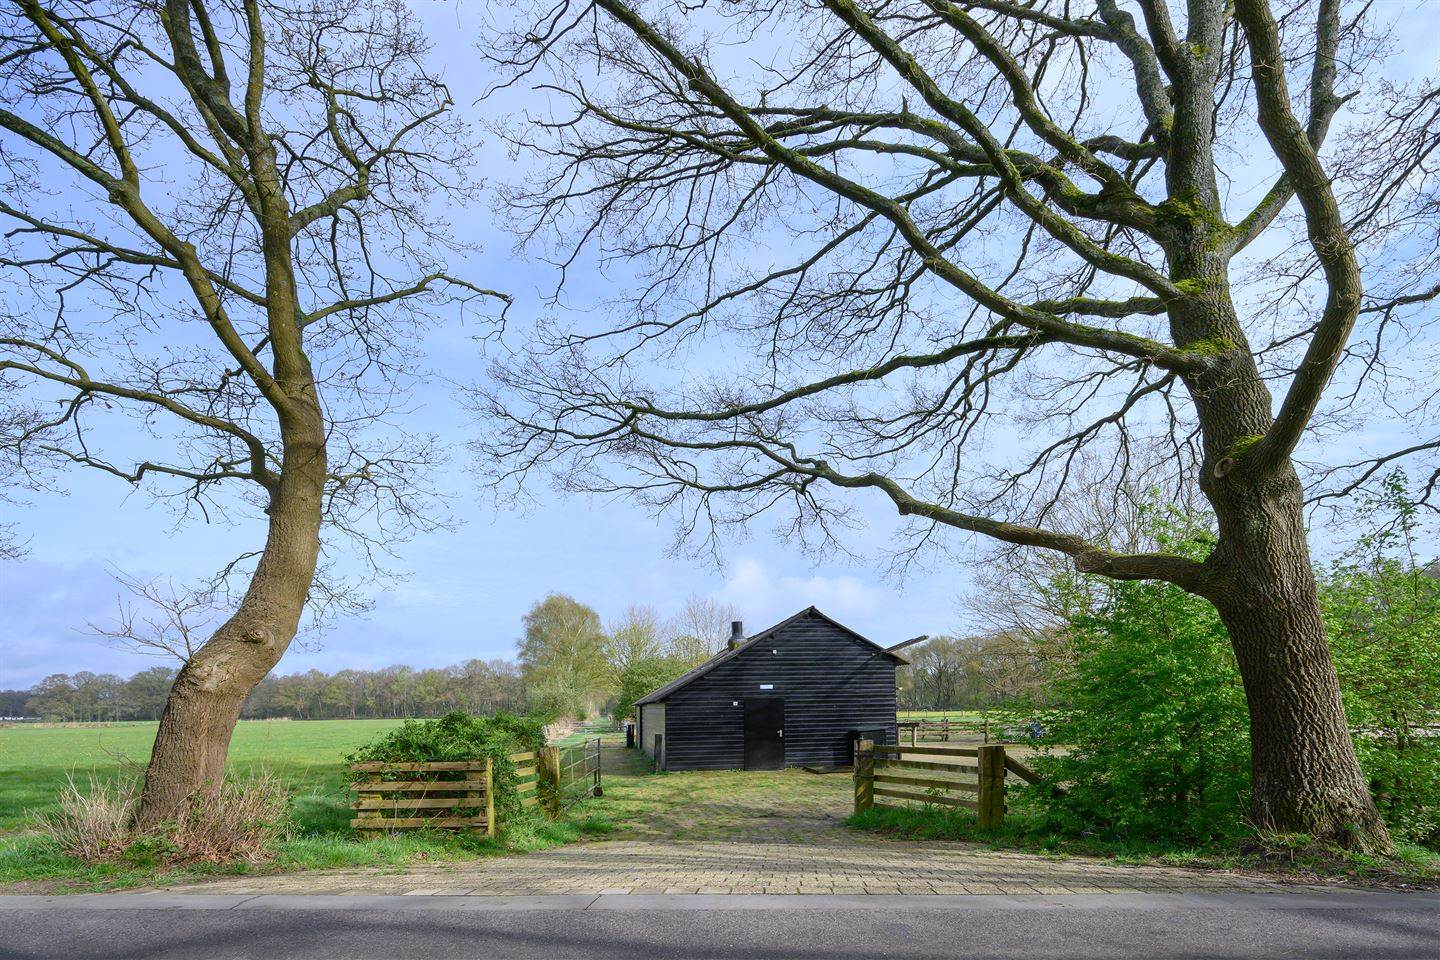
[37,771,287,866]
[169,771,287,864]
[35,774,138,863]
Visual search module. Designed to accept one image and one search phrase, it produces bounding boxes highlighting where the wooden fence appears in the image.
[896,716,995,745]
[512,749,541,814]
[349,759,498,835]
[852,740,1047,828]
[351,748,546,835]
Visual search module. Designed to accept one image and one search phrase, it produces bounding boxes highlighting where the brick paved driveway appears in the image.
[174,835,1282,897]
[164,742,1288,897]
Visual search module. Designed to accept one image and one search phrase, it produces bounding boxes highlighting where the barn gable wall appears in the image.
[662,612,898,770]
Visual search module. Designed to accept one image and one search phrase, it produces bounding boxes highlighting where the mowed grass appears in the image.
[0,719,405,833]
[0,719,622,892]
[896,710,988,721]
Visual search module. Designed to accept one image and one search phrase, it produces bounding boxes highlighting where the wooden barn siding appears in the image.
[663,616,898,771]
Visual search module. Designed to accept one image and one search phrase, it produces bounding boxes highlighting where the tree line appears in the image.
[4,661,527,724]
[8,592,747,723]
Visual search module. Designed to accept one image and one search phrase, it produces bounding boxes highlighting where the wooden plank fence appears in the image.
[853,739,1048,828]
[896,716,994,745]
[350,759,497,835]
[351,748,546,835]
[512,750,540,814]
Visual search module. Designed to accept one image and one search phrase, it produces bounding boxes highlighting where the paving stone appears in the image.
[161,740,1287,899]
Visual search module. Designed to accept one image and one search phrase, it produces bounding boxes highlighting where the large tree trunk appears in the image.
[1204,465,1389,853]
[135,414,326,830]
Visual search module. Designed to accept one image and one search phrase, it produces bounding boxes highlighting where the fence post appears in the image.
[539,745,561,819]
[592,736,604,797]
[853,738,874,815]
[652,733,664,773]
[977,743,1005,828]
[483,757,496,837]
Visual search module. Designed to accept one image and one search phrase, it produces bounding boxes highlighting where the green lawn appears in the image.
[0,718,626,892]
[0,719,405,833]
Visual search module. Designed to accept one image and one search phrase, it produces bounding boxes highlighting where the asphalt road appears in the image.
[1,892,1438,959]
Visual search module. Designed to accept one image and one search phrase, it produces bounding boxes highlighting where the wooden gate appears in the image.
[852,740,1047,827]
[349,759,497,835]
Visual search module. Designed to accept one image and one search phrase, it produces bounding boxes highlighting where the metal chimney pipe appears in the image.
[728,620,745,651]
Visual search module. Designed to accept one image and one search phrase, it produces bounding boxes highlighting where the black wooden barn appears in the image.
[634,607,903,771]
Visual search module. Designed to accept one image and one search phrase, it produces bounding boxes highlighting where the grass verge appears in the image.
[846,803,1440,890]
[0,788,619,894]
[0,815,620,894]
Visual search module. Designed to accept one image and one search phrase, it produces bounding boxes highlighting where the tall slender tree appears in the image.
[0,0,504,826]
[481,0,1440,851]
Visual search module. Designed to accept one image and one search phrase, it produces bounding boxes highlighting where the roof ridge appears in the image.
[632,605,901,706]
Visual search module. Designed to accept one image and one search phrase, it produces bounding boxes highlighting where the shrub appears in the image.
[1320,471,1440,849]
[1028,576,1251,844]
[1024,509,1252,845]
[168,771,287,863]
[37,771,286,866]
[345,710,546,822]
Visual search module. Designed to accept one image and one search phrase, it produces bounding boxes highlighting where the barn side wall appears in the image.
[639,703,666,762]
[663,615,898,771]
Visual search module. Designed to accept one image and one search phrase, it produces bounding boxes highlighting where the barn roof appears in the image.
[633,605,907,706]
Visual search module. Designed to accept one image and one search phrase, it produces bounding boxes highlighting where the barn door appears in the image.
[743,698,785,770]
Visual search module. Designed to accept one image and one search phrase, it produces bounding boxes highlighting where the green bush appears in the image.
[1321,472,1440,849]
[1029,578,1251,844]
[1025,510,1252,845]
[345,711,546,821]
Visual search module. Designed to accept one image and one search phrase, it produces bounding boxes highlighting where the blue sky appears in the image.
[0,2,972,688]
[3,0,1437,689]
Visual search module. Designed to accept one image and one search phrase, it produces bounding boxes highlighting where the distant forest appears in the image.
[4,592,1045,723]
[2,633,1038,722]
[3,659,529,723]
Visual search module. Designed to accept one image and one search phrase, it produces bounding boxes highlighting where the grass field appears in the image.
[0,718,622,892]
[0,719,405,833]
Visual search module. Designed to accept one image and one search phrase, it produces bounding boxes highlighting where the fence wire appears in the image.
[557,736,602,812]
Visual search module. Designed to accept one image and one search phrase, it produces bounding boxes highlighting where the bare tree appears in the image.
[0,0,504,827]
[666,593,742,664]
[479,0,1440,850]
[89,571,224,664]
[965,444,1206,641]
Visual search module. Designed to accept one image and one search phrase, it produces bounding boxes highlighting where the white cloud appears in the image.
[718,556,885,629]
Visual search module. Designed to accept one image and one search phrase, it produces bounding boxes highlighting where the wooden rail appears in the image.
[350,758,495,835]
[349,748,547,835]
[895,716,995,745]
[514,750,540,812]
[854,740,1011,827]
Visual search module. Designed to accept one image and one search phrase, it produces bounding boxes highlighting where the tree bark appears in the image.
[1203,469,1389,852]
[134,413,325,829]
